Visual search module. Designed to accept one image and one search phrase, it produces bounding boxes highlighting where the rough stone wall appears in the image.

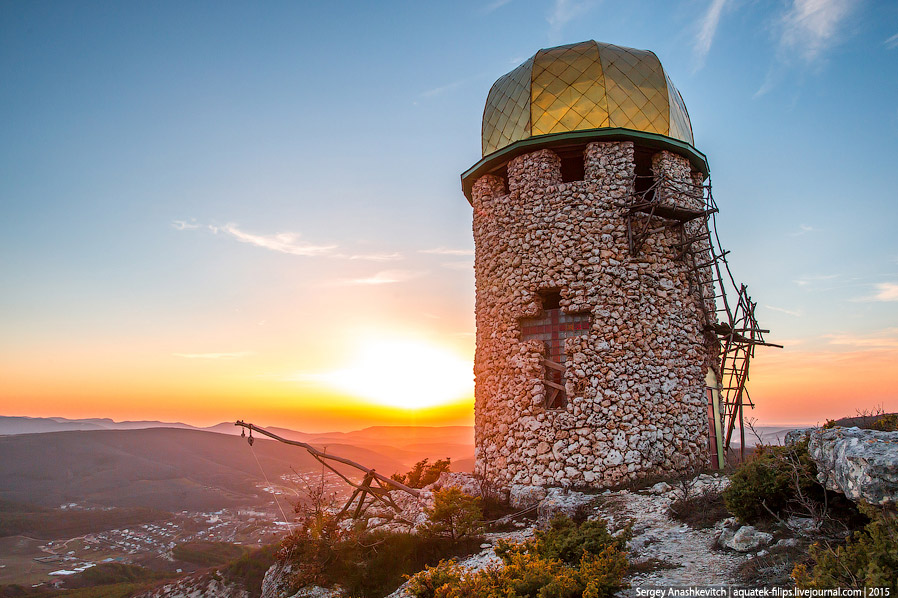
[472,141,713,491]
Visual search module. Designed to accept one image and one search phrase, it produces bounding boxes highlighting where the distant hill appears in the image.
[1,416,475,470]
[0,428,410,511]
[727,425,805,448]
[0,415,197,435]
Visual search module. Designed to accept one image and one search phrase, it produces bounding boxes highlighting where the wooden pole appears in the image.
[234,421,420,497]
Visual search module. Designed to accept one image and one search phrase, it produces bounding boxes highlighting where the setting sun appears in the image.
[303,337,474,409]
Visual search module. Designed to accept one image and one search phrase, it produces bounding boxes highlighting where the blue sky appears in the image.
[1,0,897,429]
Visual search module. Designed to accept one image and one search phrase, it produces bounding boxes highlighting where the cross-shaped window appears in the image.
[520,291,592,409]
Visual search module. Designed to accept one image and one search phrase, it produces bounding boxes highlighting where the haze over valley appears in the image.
[0,419,474,588]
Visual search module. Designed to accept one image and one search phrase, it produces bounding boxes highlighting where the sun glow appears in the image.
[310,337,474,409]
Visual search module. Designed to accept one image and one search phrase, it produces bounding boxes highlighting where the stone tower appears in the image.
[461,41,721,492]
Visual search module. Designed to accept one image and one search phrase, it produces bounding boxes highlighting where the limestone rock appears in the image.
[785,516,820,535]
[135,571,250,598]
[261,562,295,598]
[722,526,773,552]
[537,488,598,527]
[290,587,342,598]
[806,427,898,505]
[510,484,547,509]
[424,472,482,496]
[649,482,672,494]
[785,427,815,445]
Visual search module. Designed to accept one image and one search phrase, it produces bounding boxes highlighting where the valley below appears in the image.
[0,419,474,590]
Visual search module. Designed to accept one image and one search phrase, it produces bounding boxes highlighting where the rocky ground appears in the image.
[134,472,812,598]
[602,483,749,590]
[381,474,771,597]
[139,426,898,597]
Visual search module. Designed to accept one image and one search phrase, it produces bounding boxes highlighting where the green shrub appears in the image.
[63,563,164,589]
[408,515,629,598]
[408,546,628,598]
[723,441,824,523]
[793,505,898,591]
[405,560,465,598]
[223,544,278,598]
[172,541,246,566]
[420,488,484,541]
[872,414,898,432]
[392,458,452,488]
[518,515,630,566]
[279,508,482,597]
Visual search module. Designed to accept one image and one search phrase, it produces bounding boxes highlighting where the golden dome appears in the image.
[482,40,694,156]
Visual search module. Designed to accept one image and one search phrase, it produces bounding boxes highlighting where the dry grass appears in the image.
[628,558,679,575]
[737,540,811,587]
[668,491,729,529]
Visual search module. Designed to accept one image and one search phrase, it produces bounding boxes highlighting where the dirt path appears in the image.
[596,488,749,591]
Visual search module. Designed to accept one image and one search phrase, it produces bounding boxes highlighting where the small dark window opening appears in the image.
[519,290,591,410]
[541,290,562,310]
[487,164,508,193]
[633,148,655,200]
[560,153,585,183]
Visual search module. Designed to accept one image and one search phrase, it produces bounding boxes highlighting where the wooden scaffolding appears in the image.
[626,173,781,466]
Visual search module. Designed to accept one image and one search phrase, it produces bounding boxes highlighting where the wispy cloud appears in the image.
[789,223,820,236]
[824,329,898,349]
[753,70,780,99]
[420,79,467,99]
[778,0,859,62]
[482,0,513,13]
[336,270,422,286]
[172,219,201,230]
[547,0,593,40]
[173,352,251,359]
[764,304,803,317]
[855,282,898,302]
[218,224,336,257]
[694,0,729,68]
[440,260,474,271]
[419,247,474,256]
[176,220,403,262]
[755,0,859,97]
[794,273,839,286]
[338,252,403,261]
[885,32,898,49]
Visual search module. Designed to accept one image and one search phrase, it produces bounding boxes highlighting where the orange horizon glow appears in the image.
[4,338,896,433]
[746,346,898,426]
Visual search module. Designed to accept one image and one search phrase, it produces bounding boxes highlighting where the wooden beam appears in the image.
[543,379,566,391]
[235,421,420,497]
[542,358,566,372]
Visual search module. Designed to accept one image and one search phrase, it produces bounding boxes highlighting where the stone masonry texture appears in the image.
[471,141,716,491]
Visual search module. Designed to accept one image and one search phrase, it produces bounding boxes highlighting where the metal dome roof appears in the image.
[481,40,694,157]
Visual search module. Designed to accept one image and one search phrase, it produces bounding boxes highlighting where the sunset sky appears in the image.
[2,1,897,432]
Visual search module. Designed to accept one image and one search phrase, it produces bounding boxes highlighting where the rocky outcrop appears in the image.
[291,586,342,598]
[423,472,483,497]
[133,572,249,598]
[718,525,773,552]
[261,561,343,598]
[806,427,898,506]
[261,561,294,598]
[536,488,598,527]
[784,427,814,445]
[510,484,547,509]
